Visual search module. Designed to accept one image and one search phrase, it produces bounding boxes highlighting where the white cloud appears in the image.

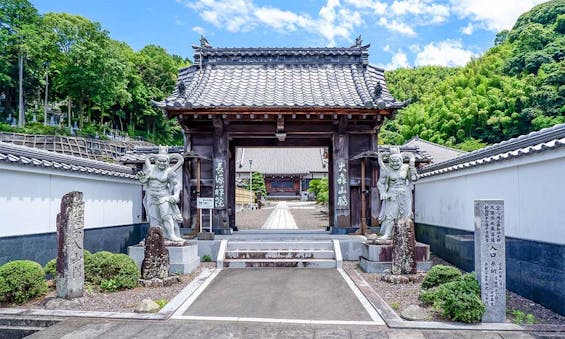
[378,17,416,36]
[383,50,411,70]
[254,7,310,32]
[175,16,186,26]
[461,23,474,35]
[383,44,391,52]
[192,26,206,35]
[450,0,548,32]
[415,40,476,67]
[345,0,387,14]
[185,0,363,46]
[409,44,420,53]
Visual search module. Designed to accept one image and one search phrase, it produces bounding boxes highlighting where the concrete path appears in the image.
[261,201,298,229]
[174,268,380,324]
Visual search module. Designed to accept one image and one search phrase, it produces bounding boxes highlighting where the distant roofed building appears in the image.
[403,136,467,165]
[236,148,328,198]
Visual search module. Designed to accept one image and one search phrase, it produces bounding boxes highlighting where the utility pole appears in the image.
[44,63,49,126]
[18,54,24,127]
[249,159,253,205]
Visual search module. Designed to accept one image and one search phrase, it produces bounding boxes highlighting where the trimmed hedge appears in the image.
[44,250,93,279]
[0,260,48,304]
[86,251,139,291]
[421,264,462,289]
[420,273,485,323]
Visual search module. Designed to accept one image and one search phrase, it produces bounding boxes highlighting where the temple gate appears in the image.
[154,39,408,234]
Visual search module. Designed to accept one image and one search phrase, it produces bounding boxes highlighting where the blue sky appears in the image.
[29,0,548,69]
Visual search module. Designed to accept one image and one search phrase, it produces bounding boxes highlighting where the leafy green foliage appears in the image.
[0,3,189,145]
[100,279,119,292]
[383,0,565,148]
[44,250,93,280]
[85,251,139,291]
[0,260,48,304]
[308,178,329,204]
[155,299,168,309]
[201,255,212,262]
[421,265,462,289]
[510,309,536,324]
[246,171,267,198]
[420,273,485,323]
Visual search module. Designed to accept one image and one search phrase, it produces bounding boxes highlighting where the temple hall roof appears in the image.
[154,41,408,113]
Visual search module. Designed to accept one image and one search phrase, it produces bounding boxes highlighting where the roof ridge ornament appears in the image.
[351,35,362,48]
[200,35,212,49]
[374,81,382,98]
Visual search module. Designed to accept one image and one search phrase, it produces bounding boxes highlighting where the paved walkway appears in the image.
[175,268,380,324]
[261,201,298,229]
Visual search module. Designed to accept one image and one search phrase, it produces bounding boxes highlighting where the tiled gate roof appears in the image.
[154,44,408,111]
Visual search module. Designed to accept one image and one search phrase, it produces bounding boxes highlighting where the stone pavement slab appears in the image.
[26,318,551,339]
[178,268,377,322]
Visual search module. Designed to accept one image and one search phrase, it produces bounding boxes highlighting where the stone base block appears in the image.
[197,232,215,240]
[138,276,182,287]
[362,242,430,262]
[360,257,432,273]
[128,242,200,275]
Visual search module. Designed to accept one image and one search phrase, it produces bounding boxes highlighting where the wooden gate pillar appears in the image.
[370,132,380,227]
[212,116,229,233]
[181,130,192,229]
[332,128,351,229]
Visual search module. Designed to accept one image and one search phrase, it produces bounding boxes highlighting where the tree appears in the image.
[246,172,266,198]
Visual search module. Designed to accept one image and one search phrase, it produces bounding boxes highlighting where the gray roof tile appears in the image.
[0,141,137,179]
[154,45,407,110]
[419,123,565,178]
[235,148,328,175]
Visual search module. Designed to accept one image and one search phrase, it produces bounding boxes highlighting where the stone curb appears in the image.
[0,269,216,321]
[343,266,529,332]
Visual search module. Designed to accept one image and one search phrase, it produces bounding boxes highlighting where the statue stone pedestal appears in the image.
[129,242,199,275]
[360,241,431,273]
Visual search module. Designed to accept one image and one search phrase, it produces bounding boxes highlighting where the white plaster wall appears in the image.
[415,148,565,245]
[0,163,143,237]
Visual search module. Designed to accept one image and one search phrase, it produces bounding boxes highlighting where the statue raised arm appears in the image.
[137,147,185,243]
[376,147,418,241]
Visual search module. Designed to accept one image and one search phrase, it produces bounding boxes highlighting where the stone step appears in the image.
[225,249,335,260]
[227,241,334,251]
[0,316,60,328]
[0,325,47,338]
[224,258,337,268]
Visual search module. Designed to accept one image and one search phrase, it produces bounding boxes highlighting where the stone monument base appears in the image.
[359,241,432,273]
[138,276,182,288]
[129,242,200,274]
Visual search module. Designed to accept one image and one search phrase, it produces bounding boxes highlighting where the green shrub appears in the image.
[201,255,212,262]
[100,279,119,292]
[86,251,139,290]
[420,273,484,323]
[45,250,92,279]
[0,260,48,304]
[421,264,462,289]
[155,299,168,309]
[44,258,56,278]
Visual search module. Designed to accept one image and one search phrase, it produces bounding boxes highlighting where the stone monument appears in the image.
[474,199,506,323]
[391,218,417,275]
[56,191,85,299]
[141,227,170,280]
[139,227,182,287]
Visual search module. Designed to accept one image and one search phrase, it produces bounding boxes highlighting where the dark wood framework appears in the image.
[177,110,387,234]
